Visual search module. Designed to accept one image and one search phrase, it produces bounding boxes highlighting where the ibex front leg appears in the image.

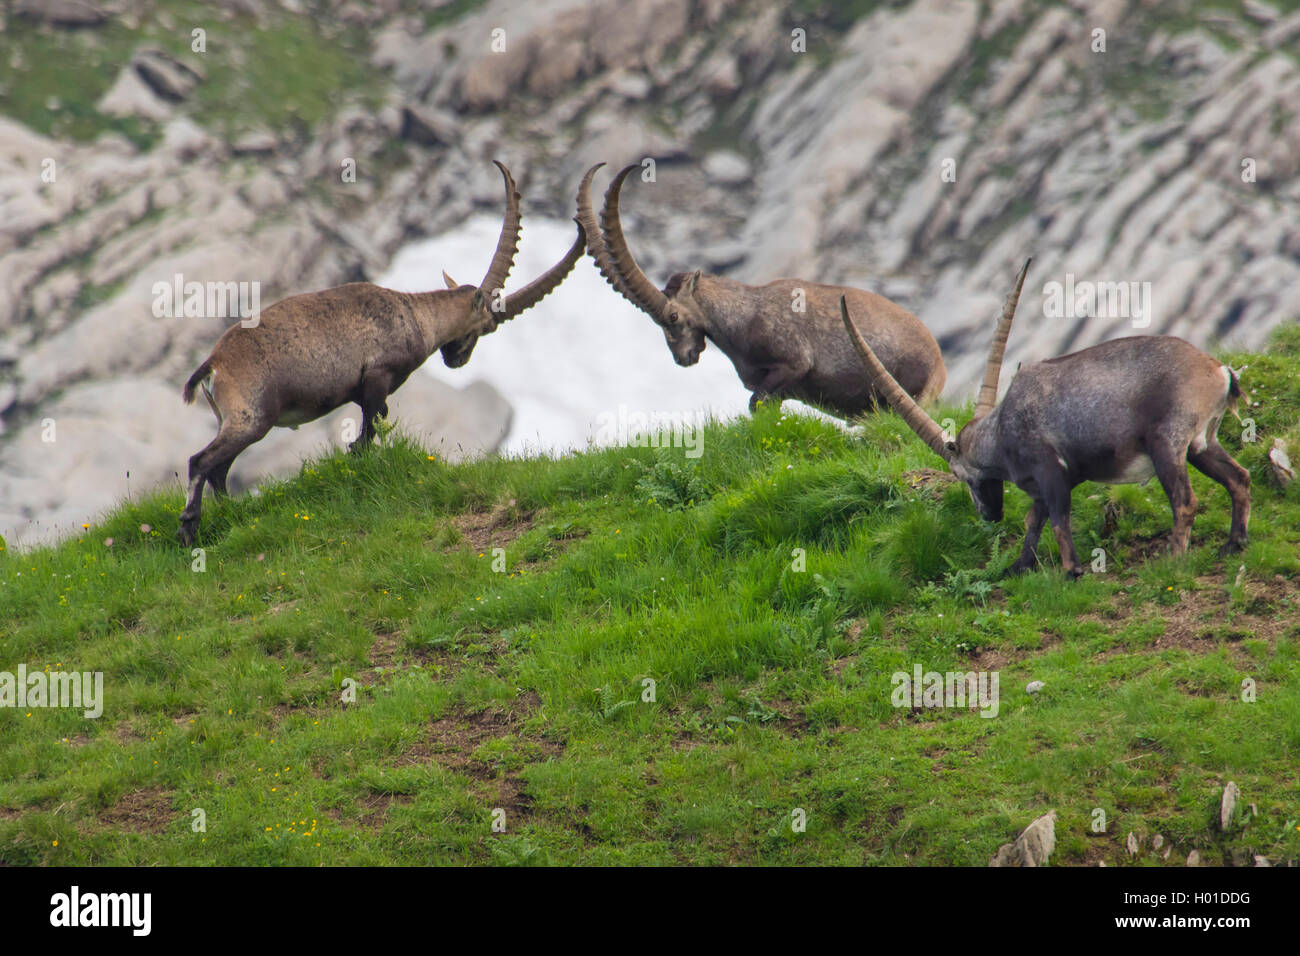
[1007,500,1048,575]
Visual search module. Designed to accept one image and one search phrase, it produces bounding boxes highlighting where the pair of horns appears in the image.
[576,162,672,320]
[840,258,1031,462]
[443,162,586,322]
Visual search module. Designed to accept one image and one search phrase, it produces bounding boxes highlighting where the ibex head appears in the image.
[577,163,708,366]
[841,258,1031,522]
[436,160,522,368]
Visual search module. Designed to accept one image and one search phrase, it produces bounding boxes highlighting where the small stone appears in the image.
[1187,849,1201,866]
[1268,439,1294,487]
[1254,854,1270,866]
[1126,832,1139,856]
[1026,680,1045,694]
[1220,781,1239,831]
[1152,834,1164,850]
[990,810,1056,866]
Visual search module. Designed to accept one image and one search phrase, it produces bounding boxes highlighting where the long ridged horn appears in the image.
[499,223,587,321]
[974,257,1032,418]
[479,160,522,297]
[600,163,670,320]
[575,163,629,295]
[841,296,953,462]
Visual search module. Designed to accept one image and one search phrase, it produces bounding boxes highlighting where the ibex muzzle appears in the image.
[841,259,1251,577]
[177,161,584,545]
[577,163,946,416]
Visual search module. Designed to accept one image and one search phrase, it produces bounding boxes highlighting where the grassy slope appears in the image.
[1,327,1298,866]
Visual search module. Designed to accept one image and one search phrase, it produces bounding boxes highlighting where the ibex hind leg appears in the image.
[351,370,395,453]
[208,457,234,497]
[177,418,272,544]
[1188,443,1251,554]
[1150,443,1198,556]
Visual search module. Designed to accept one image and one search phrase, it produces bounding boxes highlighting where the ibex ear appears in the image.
[683,269,701,296]
[470,288,485,311]
[946,440,958,455]
[443,270,459,290]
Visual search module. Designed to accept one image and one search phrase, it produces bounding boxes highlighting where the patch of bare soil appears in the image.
[1094,574,1296,660]
[447,499,536,553]
[114,722,145,744]
[396,692,562,818]
[98,786,175,834]
[967,634,1063,672]
[356,793,411,829]
[903,468,957,498]
[356,629,452,686]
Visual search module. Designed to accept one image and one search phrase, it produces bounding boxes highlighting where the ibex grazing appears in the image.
[177,161,585,545]
[576,163,946,415]
[840,259,1251,578]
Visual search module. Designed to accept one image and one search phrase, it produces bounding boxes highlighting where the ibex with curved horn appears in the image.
[578,163,946,416]
[177,161,585,545]
[841,259,1251,577]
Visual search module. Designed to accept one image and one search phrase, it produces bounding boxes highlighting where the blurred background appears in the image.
[0,0,1297,545]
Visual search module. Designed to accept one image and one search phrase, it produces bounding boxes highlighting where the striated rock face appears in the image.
[1,0,1298,544]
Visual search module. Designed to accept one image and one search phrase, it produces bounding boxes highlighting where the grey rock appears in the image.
[161,117,214,159]
[1220,781,1240,831]
[231,130,279,155]
[132,49,203,103]
[1026,680,1045,694]
[14,0,105,26]
[97,64,173,122]
[702,150,752,186]
[607,70,653,101]
[990,810,1056,866]
[400,104,458,148]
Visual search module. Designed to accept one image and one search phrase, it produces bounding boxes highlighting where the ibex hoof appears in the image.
[1219,538,1247,556]
[1002,560,1033,578]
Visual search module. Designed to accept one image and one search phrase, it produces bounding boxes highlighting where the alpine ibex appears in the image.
[577,163,946,415]
[840,259,1251,577]
[177,161,585,545]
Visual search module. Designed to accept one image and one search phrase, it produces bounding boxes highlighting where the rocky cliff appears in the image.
[1,0,1297,544]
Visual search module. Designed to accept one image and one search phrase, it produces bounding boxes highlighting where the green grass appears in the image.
[1,327,1298,866]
